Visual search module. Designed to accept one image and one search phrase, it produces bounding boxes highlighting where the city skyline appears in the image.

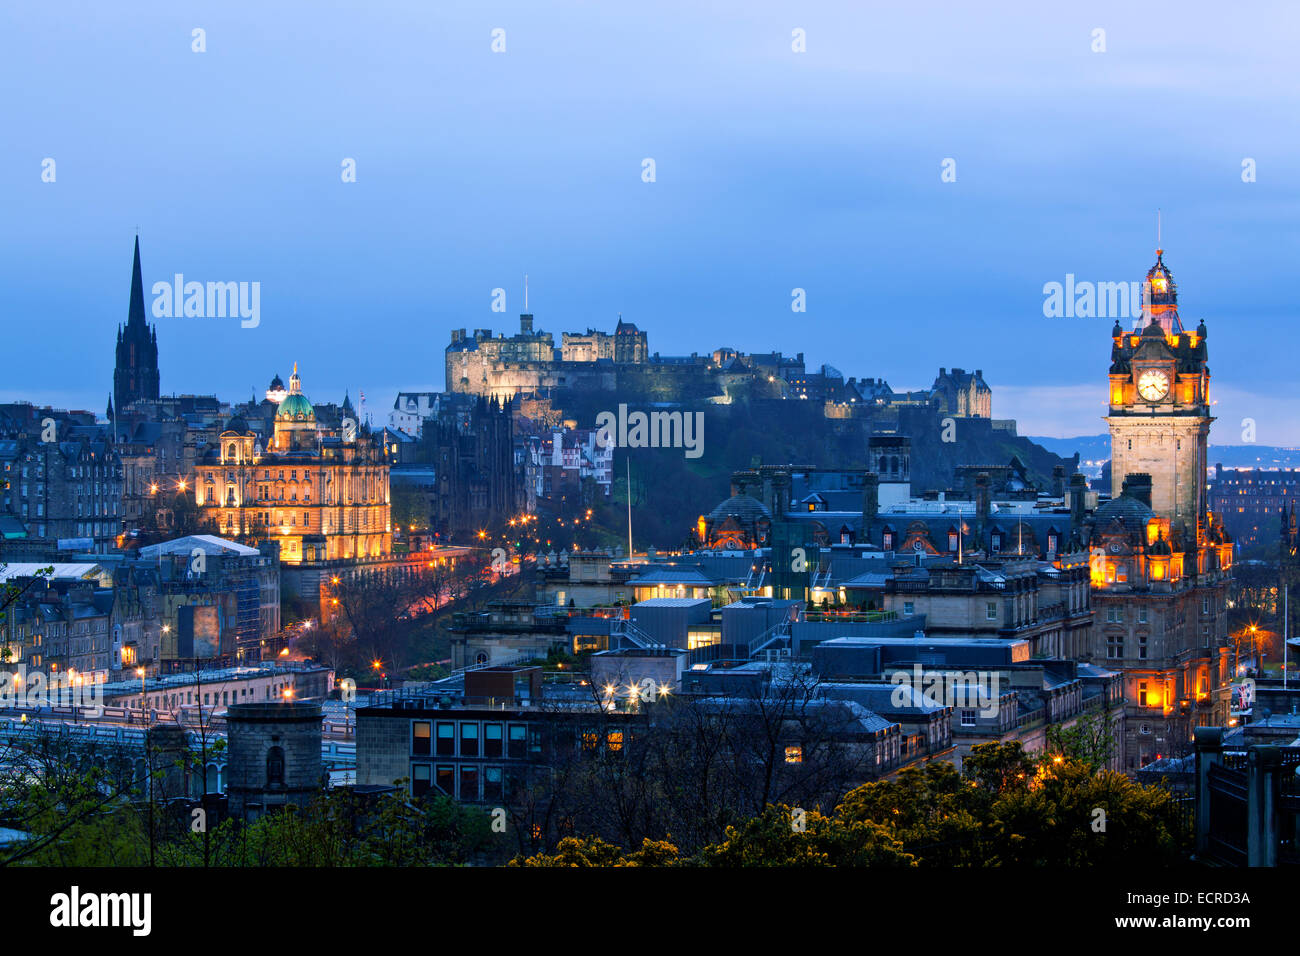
[2,2,1297,443]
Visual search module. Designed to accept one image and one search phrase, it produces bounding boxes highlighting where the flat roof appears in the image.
[0,563,104,582]
[633,597,711,608]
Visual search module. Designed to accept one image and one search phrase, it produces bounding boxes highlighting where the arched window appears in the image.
[266,746,285,787]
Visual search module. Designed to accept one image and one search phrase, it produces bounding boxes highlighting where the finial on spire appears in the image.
[524,274,529,312]
[1156,208,1162,255]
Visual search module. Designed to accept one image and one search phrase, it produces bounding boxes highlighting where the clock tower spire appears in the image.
[1106,246,1211,549]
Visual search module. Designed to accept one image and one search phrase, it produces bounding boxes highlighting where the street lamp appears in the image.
[136,666,146,717]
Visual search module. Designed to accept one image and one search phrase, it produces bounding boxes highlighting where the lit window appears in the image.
[412,721,431,756]
[784,745,803,764]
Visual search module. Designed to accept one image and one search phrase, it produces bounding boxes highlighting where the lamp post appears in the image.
[136,666,146,720]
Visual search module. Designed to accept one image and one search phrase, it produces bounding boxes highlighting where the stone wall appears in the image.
[225,701,323,819]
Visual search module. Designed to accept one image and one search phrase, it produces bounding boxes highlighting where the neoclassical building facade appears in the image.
[194,365,391,564]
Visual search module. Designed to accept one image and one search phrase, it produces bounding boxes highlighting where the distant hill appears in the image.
[1207,446,1300,469]
[1026,434,1110,464]
[1026,434,1300,472]
[546,389,1079,549]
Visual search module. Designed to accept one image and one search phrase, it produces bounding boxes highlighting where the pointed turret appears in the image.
[1143,248,1181,333]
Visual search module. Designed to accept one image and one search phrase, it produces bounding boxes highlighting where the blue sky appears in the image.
[2,1,1297,444]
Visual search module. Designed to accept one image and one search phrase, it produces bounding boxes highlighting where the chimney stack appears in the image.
[1069,472,1088,527]
[863,472,880,525]
[1122,473,1153,508]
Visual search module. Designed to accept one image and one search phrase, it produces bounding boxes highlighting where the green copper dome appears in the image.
[277,393,315,421]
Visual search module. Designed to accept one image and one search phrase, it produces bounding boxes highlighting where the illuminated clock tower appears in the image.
[1105,249,1212,547]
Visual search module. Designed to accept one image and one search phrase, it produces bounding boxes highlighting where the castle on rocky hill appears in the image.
[444,312,993,422]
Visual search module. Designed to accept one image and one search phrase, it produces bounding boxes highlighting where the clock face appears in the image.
[1137,369,1170,402]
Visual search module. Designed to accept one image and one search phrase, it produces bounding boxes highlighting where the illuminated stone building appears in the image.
[1092,248,1234,769]
[1209,465,1300,548]
[193,364,391,565]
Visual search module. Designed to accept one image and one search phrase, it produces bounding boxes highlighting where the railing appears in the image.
[445,652,532,680]
[803,609,899,624]
[610,618,663,650]
[1037,602,1067,623]
[748,619,793,657]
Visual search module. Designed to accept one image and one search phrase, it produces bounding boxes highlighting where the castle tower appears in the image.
[1105,248,1212,547]
[113,236,161,413]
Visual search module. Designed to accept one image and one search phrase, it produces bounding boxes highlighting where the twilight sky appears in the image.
[2,1,1297,446]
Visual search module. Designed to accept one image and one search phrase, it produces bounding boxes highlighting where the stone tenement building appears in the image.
[1092,248,1233,769]
[0,572,114,680]
[0,433,123,552]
